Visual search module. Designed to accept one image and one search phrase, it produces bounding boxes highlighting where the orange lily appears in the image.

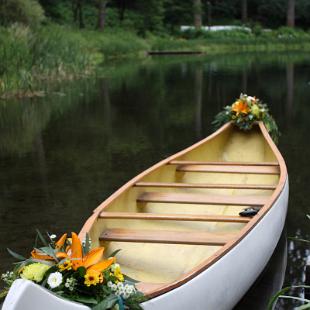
[31,233,69,261]
[68,232,115,272]
[231,100,250,115]
[55,233,67,249]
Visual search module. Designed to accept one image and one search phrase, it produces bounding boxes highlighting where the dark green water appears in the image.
[0,53,309,309]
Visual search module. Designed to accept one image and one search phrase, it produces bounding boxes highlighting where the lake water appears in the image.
[0,52,309,309]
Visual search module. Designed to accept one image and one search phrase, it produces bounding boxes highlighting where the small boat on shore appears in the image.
[2,120,288,310]
[80,121,288,310]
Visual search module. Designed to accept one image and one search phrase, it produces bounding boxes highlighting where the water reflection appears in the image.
[0,52,310,306]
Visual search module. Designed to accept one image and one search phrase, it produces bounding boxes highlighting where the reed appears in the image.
[0,24,95,98]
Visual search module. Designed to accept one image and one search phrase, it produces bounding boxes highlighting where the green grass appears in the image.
[1,24,310,99]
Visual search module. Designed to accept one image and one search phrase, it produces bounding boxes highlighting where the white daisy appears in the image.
[47,272,63,289]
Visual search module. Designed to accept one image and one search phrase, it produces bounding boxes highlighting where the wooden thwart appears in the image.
[176,164,279,175]
[137,192,268,206]
[99,211,250,223]
[169,160,279,166]
[100,228,234,245]
[135,182,276,190]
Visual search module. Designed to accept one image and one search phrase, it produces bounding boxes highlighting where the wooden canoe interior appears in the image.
[84,124,281,291]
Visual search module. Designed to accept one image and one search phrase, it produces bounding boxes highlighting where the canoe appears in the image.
[80,121,288,310]
[2,121,288,310]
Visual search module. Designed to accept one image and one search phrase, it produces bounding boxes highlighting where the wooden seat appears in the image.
[135,182,276,190]
[100,228,235,245]
[176,164,279,175]
[169,160,279,166]
[137,192,268,206]
[99,211,251,223]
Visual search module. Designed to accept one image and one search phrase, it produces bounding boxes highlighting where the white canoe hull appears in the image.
[2,179,288,310]
[142,178,289,310]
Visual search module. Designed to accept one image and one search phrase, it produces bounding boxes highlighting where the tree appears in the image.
[287,0,295,27]
[0,0,45,27]
[193,0,202,29]
[72,0,84,28]
[241,0,247,23]
[97,0,108,30]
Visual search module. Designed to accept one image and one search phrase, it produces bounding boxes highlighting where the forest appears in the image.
[1,0,310,98]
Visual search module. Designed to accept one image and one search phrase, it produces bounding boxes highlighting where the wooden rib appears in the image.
[135,182,276,190]
[137,192,268,206]
[99,211,251,223]
[176,164,279,175]
[100,228,234,245]
[169,160,279,166]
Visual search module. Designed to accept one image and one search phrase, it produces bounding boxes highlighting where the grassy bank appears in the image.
[1,24,310,99]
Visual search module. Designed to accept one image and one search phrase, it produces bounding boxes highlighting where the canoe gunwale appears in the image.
[79,121,287,299]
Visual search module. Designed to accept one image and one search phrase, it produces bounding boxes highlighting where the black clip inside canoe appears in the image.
[239,207,260,217]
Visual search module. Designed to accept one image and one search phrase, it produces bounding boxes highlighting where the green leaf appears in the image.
[92,295,118,310]
[109,249,121,258]
[298,303,310,310]
[78,266,86,277]
[0,289,9,301]
[288,237,310,244]
[124,275,139,283]
[279,295,310,303]
[83,233,91,254]
[268,285,310,310]
[72,295,98,305]
[35,246,57,260]
[36,229,48,247]
[7,248,26,261]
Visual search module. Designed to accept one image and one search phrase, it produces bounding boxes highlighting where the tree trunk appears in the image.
[241,0,247,24]
[193,0,202,30]
[119,0,125,22]
[98,0,108,31]
[206,1,212,28]
[72,0,84,28]
[287,0,295,27]
[78,0,84,29]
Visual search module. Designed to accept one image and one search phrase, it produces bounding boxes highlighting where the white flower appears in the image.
[125,285,135,295]
[49,234,57,239]
[111,284,117,291]
[117,282,124,289]
[123,292,130,299]
[64,277,76,291]
[107,281,113,288]
[47,272,63,289]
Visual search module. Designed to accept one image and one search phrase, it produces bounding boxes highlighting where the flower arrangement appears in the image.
[212,94,280,143]
[1,230,146,309]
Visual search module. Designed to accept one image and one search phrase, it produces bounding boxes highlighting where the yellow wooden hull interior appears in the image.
[85,125,279,285]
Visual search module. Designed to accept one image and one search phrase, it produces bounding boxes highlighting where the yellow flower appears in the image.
[20,263,50,282]
[231,100,250,115]
[251,104,260,117]
[84,269,103,287]
[112,264,124,282]
[58,260,72,271]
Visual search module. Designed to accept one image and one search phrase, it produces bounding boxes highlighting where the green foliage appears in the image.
[0,0,45,27]
[0,24,95,97]
[268,285,310,309]
[83,29,150,59]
